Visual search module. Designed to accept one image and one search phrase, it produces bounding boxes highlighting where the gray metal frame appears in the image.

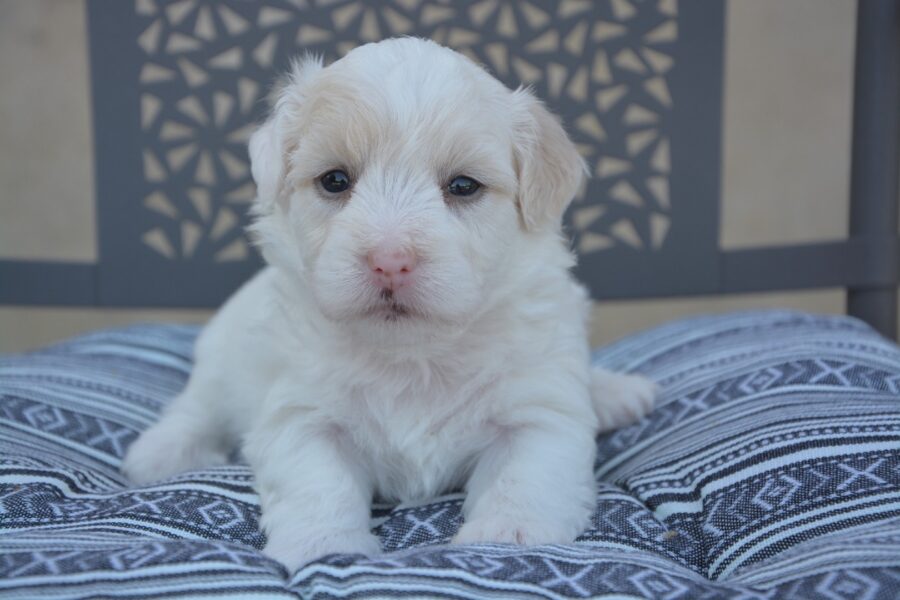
[1,0,898,339]
[846,0,900,338]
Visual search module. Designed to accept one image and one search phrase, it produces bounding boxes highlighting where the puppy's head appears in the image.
[250,38,584,332]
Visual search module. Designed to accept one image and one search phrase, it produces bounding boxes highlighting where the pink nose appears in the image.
[367,247,418,289]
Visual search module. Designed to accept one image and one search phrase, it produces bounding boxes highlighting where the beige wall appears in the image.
[0,0,96,262]
[720,0,854,249]
[0,0,882,353]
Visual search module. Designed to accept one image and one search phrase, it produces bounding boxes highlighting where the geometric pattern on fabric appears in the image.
[2,310,900,598]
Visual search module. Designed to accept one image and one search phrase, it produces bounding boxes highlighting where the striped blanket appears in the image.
[2,310,899,598]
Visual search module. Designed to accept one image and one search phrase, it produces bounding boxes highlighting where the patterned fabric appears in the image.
[2,310,899,598]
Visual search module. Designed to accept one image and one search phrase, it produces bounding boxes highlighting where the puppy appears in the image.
[122,38,657,571]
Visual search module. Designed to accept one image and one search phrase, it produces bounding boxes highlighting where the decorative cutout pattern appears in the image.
[134,0,678,262]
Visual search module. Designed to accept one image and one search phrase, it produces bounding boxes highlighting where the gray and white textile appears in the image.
[2,310,899,598]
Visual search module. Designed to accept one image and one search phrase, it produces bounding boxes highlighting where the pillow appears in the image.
[2,310,899,598]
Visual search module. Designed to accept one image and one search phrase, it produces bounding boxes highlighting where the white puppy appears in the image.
[122,38,657,571]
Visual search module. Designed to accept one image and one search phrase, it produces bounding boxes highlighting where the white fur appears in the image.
[121,38,658,571]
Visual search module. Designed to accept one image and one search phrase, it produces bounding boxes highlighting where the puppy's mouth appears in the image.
[366,289,416,322]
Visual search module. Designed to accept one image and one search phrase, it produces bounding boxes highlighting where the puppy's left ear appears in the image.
[511,88,587,232]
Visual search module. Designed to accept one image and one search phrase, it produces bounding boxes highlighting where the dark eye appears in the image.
[447,175,481,197]
[320,170,351,194]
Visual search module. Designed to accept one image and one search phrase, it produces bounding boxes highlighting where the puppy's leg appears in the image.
[590,367,660,432]
[122,269,278,484]
[244,404,380,572]
[121,376,231,484]
[454,409,597,547]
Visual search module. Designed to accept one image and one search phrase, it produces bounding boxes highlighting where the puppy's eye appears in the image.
[320,170,351,194]
[447,176,481,198]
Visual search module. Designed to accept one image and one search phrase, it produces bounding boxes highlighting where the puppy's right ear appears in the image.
[249,55,323,211]
[248,118,283,212]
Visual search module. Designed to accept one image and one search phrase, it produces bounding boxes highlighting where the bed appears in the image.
[2,1,899,598]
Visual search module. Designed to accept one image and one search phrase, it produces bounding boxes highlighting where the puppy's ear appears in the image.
[249,55,323,211]
[248,119,283,212]
[511,88,587,232]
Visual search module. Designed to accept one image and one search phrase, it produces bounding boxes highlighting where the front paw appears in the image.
[121,422,227,484]
[264,528,382,572]
[452,517,574,546]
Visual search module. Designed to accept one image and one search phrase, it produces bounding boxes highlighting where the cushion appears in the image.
[2,310,899,598]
